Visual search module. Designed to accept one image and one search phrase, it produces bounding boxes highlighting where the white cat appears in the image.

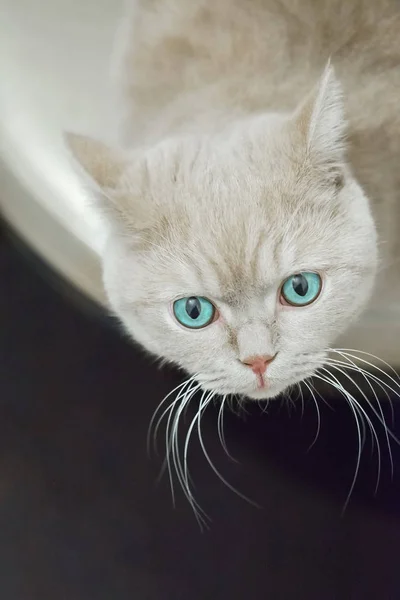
[66,0,400,402]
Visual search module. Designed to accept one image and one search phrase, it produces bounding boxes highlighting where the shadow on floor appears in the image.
[0,229,399,599]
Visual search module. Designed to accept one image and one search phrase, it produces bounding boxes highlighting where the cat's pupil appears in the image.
[186,297,201,319]
[292,274,308,297]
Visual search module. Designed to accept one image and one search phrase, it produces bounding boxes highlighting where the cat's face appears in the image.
[67,68,377,400]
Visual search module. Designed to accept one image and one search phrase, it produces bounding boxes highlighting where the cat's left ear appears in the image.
[64,133,156,232]
[64,133,127,190]
[292,64,347,182]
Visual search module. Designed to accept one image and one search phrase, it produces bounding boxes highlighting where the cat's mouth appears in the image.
[244,380,291,400]
[196,359,323,401]
[256,373,267,390]
[198,377,293,401]
[238,370,321,400]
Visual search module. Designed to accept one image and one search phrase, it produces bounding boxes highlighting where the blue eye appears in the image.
[281,272,322,306]
[173,296,217,329]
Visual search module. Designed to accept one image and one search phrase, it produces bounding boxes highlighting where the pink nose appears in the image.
[241,354,276,376]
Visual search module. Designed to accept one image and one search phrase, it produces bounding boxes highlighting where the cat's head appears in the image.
[66,67,377,400]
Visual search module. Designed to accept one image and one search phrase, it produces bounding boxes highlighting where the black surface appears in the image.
[1,229,400,600]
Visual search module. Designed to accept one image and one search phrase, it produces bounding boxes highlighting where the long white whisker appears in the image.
[303,380,321,451]
[326,357,397,479]
[328,354,400,446]
[154,380,200,459]
[182,388,214,496]
[326,358,394,407]
[170,387,210,528]
[298,383,305,418]
[175,389,218,529]
[325,360,368,453]
[329,351,398,425]
[147,376,197,455]
[322,365,383,494]
[313,372,364,513]
[163,379,201,509]
[217,395,238,463]
[308,379,334,411]
[183,391,215,496]
[320,365,381,451]
[259,398,270,414]
[333,347,400,381]
[196,392,260,508]
[326,359,382,452]
[170,383,199,482]
[331,348,400,394]
[237,395,250,416]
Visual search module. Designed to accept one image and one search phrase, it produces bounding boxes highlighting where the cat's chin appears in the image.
[244,383,290,401]
[198,378,304,401]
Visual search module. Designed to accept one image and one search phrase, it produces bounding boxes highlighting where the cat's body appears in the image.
[67,0,399,400]
[116,0,400,262]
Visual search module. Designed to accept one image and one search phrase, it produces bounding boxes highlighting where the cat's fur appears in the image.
[66,0,400,400]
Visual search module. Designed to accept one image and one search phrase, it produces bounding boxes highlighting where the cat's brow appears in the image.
[213,288,262,306]
[213,293,241,306]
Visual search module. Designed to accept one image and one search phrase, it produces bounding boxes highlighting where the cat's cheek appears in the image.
[213,312,236,348]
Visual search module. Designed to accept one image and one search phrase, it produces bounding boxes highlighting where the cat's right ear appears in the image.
[64,133,152,231]
[291,64,347,184]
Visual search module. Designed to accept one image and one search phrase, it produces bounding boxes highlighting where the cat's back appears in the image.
[116,0,400,142]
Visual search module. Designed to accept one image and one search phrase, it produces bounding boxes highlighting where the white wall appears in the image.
[0,0,125,254]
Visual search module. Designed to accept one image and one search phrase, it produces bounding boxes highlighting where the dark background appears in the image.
[1,226,399,600]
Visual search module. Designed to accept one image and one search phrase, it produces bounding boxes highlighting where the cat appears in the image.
[66,0,400,402]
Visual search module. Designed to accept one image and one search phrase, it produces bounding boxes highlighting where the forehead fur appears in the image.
[123,115,331,229]
[116,119,369,303]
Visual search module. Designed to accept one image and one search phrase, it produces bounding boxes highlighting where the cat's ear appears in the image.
[64,133,127,189]
[293,64,346,181]
[64,133,153,231]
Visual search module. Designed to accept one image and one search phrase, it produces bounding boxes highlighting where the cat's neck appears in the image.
[122,85,292,149]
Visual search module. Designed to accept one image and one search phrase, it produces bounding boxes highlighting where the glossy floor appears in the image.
[1,230,399,599]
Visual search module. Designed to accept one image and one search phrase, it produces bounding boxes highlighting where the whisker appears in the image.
[298,384,305,418]
[170,388,220,529]
[147,376,197,455]
[313,371,364,513]
[217,395,238,463]
[321,365,383,494]
[303,380,321,451]
[196,391,260,509]
[163,380,201,512]
[329,351,398,424]
[261,398,270,414]
[182,389,213,487]
[320,365,381,448]
[330,348,400,393]
[328,355,400,445]
[237,395,250,416]
[326,358,400,480]
[182,389,214,492]
[286,393,297,413]
[308,379,334,411]
[171,388,211,528]
[325,359,382,452]
[154,380,201,457]
[326,358,395,408]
